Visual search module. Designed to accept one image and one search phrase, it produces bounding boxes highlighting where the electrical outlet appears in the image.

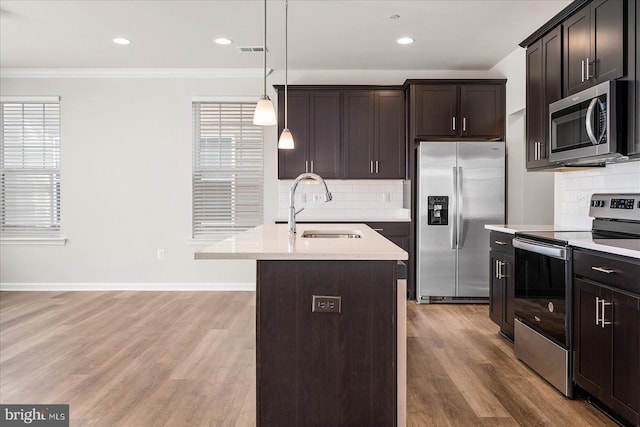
[313,193,323,202]
[578,193,589,206]
[157,249,165,260]
[383,192,391,203]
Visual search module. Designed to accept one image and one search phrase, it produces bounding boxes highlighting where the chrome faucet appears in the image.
[288,173,332,233]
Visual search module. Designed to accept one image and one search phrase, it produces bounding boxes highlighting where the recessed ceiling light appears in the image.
[112,38,131,45]
[397,37,415,45]
[215,38,233,45]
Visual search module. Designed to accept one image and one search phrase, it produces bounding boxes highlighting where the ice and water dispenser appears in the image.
[427,196,448,225]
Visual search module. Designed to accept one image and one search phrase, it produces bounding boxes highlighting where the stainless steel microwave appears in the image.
[549,80,624,165]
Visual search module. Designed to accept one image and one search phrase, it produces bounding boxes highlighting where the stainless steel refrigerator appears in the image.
[416,141,505,303]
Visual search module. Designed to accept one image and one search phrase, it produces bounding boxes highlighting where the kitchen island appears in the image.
[195,223,408,427]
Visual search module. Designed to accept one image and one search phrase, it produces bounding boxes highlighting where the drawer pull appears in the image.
[591,266,615,274]
[494,240,507,245]
[373,228,384,232]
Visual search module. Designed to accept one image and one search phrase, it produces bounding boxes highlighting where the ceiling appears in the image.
[0,0,572,71]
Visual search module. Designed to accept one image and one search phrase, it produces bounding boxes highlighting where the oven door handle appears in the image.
[513,238,567,260]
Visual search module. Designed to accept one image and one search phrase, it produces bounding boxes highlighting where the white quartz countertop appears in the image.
[569,238,640,259]
[485,224,640,259]
[194,223,409,261]
[274,215,410,223]
[484,224,589,234]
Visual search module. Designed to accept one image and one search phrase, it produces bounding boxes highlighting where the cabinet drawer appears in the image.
[366,222,410,237]
[574,249,640,295]
[490,231,514,255]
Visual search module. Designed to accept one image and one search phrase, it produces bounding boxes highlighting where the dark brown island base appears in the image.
[195,223,408,426]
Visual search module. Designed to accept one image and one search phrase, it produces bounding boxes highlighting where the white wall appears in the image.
[489,48,555,225]
[554,162,640,228]
[0,68,491,288]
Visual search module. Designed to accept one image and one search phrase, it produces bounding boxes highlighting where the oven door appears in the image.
[513,238,570,348]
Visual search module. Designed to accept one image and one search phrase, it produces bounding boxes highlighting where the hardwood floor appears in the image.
[0,292,615,426]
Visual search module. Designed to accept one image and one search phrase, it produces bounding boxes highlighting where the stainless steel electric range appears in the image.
[512,193,640,397]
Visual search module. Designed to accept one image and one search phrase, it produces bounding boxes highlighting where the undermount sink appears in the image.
[301,230,362,239]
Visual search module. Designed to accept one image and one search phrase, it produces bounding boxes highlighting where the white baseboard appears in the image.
[0,282,256,292]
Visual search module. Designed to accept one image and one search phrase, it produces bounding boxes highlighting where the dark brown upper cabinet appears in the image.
[277,89,341,179]
[526,26,563,170]
[276,85,406,180]
[563,0,624,96]
[408,81,505,141]
[632,0,640,157]
[343,90,405,179]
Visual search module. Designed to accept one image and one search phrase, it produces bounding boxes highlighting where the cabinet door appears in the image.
[343,90,375,178]
[309,91,341,178]
[634,0,640,156]
[489,251,504,327]
[526,39,545,169]
[503,253,515,339]
[278,90,310,179]
[526,28,563,170]
[591,0,624,84]
[573,278,610,401]
[542,27,563,160]
[375,90,405,179]
[610,290,640,422]
[564,7,591,95]
[413,85,458,137]
[459,85,504,139]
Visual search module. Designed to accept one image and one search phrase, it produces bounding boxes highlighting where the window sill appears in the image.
[185,238,222,246]
[1,237,67,245]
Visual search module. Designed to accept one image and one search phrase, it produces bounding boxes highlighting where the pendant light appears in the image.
[277,0,294,149]
[253,0,277,126]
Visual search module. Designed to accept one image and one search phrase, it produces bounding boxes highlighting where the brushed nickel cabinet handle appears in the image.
[600,298,612,328]
[463,117,467,132]
[305,160,309,173]
[595,296,600,326]
[581,60,585,82]
[494,240,507,245]
[370,160,374,174]
[591,266,615,274]
[375,160,379,174]
[452,116,456,131]
[310,160,314,173]
[586,57,591,80]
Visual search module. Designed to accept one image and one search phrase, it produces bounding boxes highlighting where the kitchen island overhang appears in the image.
[195,223,408,426]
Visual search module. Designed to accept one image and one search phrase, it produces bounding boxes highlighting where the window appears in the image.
[1,96,61,239]
[192,101,264,240]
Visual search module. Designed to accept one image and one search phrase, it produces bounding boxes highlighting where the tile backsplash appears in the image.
[277,179,409,221]
[554,161,640,228]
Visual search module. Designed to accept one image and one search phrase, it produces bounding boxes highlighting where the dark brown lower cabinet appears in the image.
[573,250,640,426]
[256,260,397,426]
[489,231,515,341]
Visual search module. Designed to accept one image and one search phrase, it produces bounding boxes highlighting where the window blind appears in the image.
[0,98,61,238]
[192,102,264,240]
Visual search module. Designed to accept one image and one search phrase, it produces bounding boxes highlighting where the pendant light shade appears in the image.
[254,95,277,126]
[278,128,294,149]
[278,0,295,149]
[253,0,276,126]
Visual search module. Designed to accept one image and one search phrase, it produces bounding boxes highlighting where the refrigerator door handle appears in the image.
[457,166,463,248]
[451,166,458,249]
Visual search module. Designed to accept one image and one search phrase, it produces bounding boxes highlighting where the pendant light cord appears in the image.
[284,0,289,128]
[263,0,267,96]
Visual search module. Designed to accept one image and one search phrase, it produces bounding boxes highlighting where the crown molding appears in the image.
[0,68,272,79]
